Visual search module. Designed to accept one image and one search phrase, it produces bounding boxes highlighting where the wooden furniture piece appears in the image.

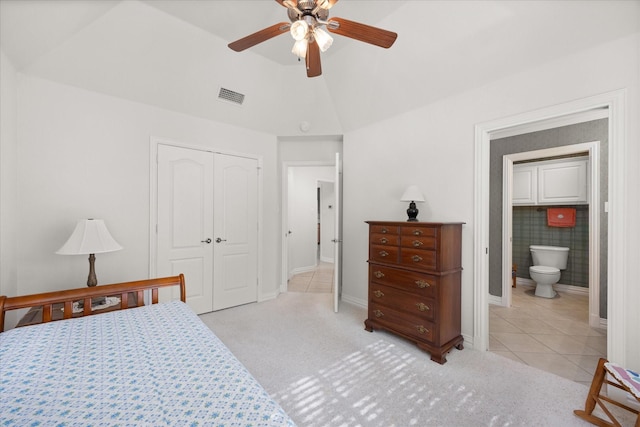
[574,358,640,427]
[0,275,185,331]
[364,221,464,364]
[15,292,140,328]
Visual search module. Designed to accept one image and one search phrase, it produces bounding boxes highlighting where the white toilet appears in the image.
[529,245,570,298]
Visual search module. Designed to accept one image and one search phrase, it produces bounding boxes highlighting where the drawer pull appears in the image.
[412,240,423,247]
[379,237,388,244]
[416,302,430,312]
[379,250,389,257]
[412,229,423,236]
[374,271,385,279]
[416,325,429,334]
[373,290,385,298]
[373,309,384,318]
[416,280,430,288]
[412,255,423,262]
[381,228,388,234]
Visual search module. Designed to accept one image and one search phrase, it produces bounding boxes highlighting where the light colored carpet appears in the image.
[199,292,603,427]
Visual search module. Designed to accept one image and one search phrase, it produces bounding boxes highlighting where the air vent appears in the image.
[218,87,245,105]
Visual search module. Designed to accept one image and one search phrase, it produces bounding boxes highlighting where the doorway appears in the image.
[281,157,342,311]
[473,90,627,367]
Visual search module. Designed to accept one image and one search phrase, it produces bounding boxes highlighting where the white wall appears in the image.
[342,34,640,369]
[0,50,19,327]
[15,75,280,300]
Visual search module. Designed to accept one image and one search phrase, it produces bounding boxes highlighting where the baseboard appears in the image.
[341,293,367,309]
[290,265,316,276]
[488,294,502,306]
[319,256,334,263]
[259,291,279,303]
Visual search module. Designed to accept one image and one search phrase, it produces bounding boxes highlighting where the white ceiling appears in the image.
[1,1,638,135]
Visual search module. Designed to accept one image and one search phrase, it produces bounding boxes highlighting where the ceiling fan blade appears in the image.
[326,17,397,48]
[306,40,322,78]
[228,22,290,52]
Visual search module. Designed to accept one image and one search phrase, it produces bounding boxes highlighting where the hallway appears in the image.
[287,262,334,293]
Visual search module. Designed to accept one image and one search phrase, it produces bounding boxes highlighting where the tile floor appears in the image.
[287,261,334,293]
[489,283,607,386]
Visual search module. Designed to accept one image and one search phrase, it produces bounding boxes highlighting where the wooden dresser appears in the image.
[364,221,464,364]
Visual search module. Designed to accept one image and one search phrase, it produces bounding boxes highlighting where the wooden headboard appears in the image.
[0,274,186,332]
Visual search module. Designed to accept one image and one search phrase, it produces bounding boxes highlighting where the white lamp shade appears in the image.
[56,219,122,255]
[290,20,309,41]
[400,185,425,202]
[291,39,308,58]
[313,27,333,52]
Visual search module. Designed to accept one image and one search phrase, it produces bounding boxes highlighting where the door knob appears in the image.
[215,237,227,243]
[201,238,212,244]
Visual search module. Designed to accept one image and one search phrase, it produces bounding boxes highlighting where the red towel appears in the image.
[547,208,576,227]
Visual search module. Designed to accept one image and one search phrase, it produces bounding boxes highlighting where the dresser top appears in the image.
[366,221,465,226]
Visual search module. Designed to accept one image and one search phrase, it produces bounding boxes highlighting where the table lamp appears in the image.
[400,185,425,222]
[56,219,122,303]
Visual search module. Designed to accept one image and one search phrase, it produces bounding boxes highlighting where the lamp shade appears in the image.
[400,185,425,202]
[56,219,122,255]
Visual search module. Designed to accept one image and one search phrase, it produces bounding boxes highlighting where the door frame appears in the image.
[473,89,627,366]
[280,160,335,292]
[149,136,264,301]
[502,141,600,328]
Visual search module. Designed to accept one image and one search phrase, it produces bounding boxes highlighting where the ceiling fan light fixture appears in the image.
[290,20,309,41]
[291,39,308,58]
[313,27,333,52]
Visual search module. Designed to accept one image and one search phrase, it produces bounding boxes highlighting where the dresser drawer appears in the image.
[370,245,399,264]
[371,233,399,246]
[369,302,435,343]
[370,225,399,235]
[370,284,435,321]
[401,248,436,270]
[400,235,436,250]
[369,264,438,297]
[400,226,437,237]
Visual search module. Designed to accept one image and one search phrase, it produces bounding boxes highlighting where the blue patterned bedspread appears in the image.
[0,301,295,426]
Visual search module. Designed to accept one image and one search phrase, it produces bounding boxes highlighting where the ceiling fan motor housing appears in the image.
[288,1,329,23]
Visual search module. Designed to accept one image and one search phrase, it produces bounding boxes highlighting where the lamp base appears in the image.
[406,201,419,222]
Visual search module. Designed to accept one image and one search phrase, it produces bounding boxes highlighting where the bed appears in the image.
[0,275,296,426]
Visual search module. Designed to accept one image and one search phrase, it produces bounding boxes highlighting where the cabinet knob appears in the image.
[412,255,423,262]
[374,271,385,279]
[416,280,430,288]
[373,310,384,318]
[379,237,388,244]
[412,240,423,247]
[381,228,388,234]
[416,302,430,312]
[379,250,389,257]
[416,325,429,334]
[373,290,385,298]
[412,229,423,236]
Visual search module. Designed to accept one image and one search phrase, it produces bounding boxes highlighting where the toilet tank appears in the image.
[529,245,569,269]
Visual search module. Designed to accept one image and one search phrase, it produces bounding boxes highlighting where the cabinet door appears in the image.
[513,165,537,205]
[537,159,588,204]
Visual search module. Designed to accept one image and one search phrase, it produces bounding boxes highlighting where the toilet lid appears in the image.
[530,266,560,274]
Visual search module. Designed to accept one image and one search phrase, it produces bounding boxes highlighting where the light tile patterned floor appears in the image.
[287,262,334,293]
[489,284,606,386]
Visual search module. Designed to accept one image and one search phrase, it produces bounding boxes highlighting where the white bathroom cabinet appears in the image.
[513,157,588,206]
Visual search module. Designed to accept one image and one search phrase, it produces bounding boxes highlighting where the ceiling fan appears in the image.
[228,0,398,78]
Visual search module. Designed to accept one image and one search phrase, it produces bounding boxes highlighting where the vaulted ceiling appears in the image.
[1,1,638,136]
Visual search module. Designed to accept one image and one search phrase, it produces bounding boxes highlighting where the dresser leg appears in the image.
[364,319,374,332]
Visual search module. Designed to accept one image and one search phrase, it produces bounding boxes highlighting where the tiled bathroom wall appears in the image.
[512,205,589,287]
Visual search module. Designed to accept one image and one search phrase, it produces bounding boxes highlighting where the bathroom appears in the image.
[487,116,609,383]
